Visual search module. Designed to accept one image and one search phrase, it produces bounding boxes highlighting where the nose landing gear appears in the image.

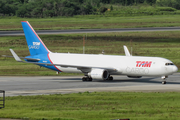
[161,76,168,84]
[106,76,113,81]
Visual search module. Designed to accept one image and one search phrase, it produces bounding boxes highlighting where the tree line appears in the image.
[0,0,180,18]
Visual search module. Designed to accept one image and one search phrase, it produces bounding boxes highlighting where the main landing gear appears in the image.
[161,76,168,84]
[82,76,92,81]
[82,76,113,81]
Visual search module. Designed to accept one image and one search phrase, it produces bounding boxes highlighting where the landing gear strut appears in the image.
[82,76,92,81]
[161,76,168,84]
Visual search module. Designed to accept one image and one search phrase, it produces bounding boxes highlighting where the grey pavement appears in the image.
[0,73,180,96]
[1,27,180,36]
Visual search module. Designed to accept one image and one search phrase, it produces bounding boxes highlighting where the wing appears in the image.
[9,49,118,73]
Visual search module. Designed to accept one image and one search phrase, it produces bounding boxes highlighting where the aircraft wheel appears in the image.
[88,78,92,81]
[109,76,113,80]
[107,76,113,80]
[86,77,92,81]
[82,77,86,81]
[82,77,92,81]
[162,81,166,84]
[105,76,113,81]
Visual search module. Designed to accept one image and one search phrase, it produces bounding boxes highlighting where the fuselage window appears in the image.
[165,63,174,66]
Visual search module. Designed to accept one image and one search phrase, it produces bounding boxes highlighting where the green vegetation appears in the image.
[157,0,180,10]
[0,0,180,18]
[1,1,180,31]
[0,1,179,120]
[1,92,180,120]
[104,6,180,17]
[1,15,180,31]
[0,31,180,76]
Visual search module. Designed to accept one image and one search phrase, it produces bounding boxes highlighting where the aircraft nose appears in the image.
[173,66,178,73]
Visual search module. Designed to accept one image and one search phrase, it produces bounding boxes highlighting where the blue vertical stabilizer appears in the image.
[21,21,50,56]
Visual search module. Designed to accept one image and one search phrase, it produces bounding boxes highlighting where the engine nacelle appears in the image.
[127,76,142,78]
[88,69,109,80]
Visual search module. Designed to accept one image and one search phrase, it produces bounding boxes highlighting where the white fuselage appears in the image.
[15,21,178,82]
[49,53,178,77]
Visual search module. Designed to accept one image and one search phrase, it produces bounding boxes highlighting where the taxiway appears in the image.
[0,73,180,96]
[1,27,180,36]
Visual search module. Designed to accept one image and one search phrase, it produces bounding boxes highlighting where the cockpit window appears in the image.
[165,63,174,66]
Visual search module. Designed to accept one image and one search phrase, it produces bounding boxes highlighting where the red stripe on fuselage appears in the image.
[48,53,62,72]
[21,21,61,72]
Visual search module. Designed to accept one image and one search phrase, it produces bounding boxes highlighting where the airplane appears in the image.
[4,21,178,84]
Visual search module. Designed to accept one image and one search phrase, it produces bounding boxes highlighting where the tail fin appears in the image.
[21,21,50,56]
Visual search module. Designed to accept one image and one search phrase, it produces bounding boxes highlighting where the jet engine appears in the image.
[88,69,109,80]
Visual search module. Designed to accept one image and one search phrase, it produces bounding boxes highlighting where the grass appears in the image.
[0,31,180,76]
[104,5,180,17]
[0,92,180,120]
[1,5,180,30]
[0,14,180,31]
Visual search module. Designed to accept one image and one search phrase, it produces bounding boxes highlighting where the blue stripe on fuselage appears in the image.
[25,54,61,72]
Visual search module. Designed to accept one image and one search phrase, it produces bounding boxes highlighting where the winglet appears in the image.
[9,49,23,62]
[123,45,131,56]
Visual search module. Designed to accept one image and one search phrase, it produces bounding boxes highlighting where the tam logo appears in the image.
[28,42,40,49]
[33,42,40,45]
[136,61,152,67]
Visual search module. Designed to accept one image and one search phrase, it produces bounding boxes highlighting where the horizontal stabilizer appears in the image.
[123,45,131,56]
[2,55,40,62]
[9,49,23,62]
[23,58,40,61]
